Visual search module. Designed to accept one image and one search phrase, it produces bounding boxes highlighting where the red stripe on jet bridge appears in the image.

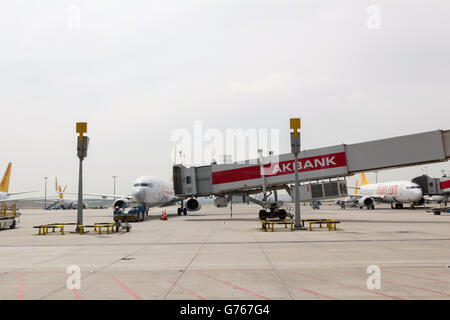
[440,179,450,190]
[212,152,347,185]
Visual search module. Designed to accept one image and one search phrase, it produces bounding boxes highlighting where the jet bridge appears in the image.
[411,174,450,205]
[174,129,450,199]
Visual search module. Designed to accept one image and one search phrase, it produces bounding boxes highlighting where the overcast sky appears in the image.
[1,1,449,197]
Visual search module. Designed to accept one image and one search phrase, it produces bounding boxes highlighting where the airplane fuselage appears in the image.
[360,181,423,203]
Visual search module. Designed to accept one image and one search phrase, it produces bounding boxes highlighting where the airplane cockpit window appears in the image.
[134,183,152,187]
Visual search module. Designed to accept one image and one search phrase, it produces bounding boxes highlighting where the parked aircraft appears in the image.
[353,173,424,209]
[74,175,198,217]
[0,163,36,202]
[45,178,105,210]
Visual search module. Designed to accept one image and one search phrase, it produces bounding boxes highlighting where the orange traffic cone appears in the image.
[161,210,167,220]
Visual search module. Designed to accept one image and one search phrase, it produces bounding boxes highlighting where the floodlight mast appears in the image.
[290,118,303,229]
[76,122,89,231]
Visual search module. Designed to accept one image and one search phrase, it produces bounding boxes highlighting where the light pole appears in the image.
[44,176,48,210]
[290,118,304,229]
[112,175,118,201]
[76,122,89,231]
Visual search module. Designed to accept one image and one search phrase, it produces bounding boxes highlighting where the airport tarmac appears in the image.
[0,204,449,300]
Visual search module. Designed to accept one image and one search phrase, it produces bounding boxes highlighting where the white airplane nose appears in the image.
[133,189,146,202]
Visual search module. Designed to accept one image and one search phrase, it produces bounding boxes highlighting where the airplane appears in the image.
[72,151,201,219]
[45,178,105,210]
[74,175,200,220]
[351,173,424,210]
[0,162,36,202]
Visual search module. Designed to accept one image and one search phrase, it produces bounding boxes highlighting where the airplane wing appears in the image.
[370,195,390,202]
[158,197,186,207]
[84,198,114,204]
[0,195,59,203]
[347,195,388,202]
[64,192,132,200]
[7,191,38,196]
[32,198,108,203]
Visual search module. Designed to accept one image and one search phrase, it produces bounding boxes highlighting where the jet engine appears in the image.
[72,202,87,209]
[415,197,425,206]
[186,198,202,212]
[358,196,373,207]
[114,198,130,209]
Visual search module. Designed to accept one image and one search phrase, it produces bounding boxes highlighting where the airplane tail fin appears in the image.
[0,162,12,193]
[354,179,359,195]
[56,178,66,199]
[361,172,371,185]
[58,186,64,199]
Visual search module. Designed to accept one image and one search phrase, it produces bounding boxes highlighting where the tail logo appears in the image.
[55,178,67,199]
[361,172,371,186]
[0,163,12,193]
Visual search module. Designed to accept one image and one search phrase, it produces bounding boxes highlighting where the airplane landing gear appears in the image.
[177,202,187,216]
[258,208,287,220]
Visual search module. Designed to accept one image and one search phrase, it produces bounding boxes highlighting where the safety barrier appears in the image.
[94,222,117,234]
[301,219,340,231]
[260,218,340,232]
[33,223,71,235]
[34,222,122,235]
[261,219,294,232]
[0,204,18,217]
[76,222,120,234]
